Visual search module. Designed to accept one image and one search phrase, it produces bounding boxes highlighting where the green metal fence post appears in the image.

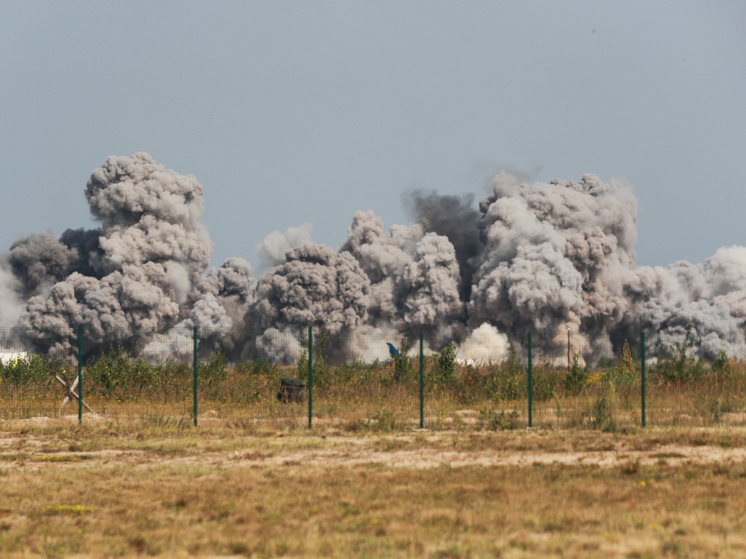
[641,331,646,428]
[308,326,313,429]
[193,326,198,427]
[528,332,533,428]
[419,333,424,429]
[78,326,82,425]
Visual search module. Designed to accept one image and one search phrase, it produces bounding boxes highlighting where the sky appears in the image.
[1,0,745,273]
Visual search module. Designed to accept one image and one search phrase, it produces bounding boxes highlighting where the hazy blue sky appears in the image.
[2,1,744,271]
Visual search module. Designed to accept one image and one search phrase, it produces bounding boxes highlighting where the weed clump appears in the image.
[431,343,457,385]
[483,342,523,403]
[590,378,617,432]
[480,408,520,430]
[392,335,415,383]
[563,354,587,395]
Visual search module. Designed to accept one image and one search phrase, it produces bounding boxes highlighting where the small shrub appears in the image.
[563,354,587,395]
[612,340,637,386]
[651,323,700,383]
[431,343,457,385]
[713,349,731,378]
[480,408,520,430]
[484,342,523,402]
[86,345,157,400]
[0,353,62,385]
[620,459,640,475]
[591,379,617,432]
[296,349,310,382]
[334,361,359,383]
[311,326,334,389]
[247,357,279,378]
[697,396,728,425]
[531,366,561,403]
[200,349,228,384]
[392,335,415,383]
[369,410,397,432]
[311,361,334,390]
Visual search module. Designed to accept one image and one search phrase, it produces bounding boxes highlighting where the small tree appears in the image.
[654,323,696,383]
[564,354,587,395]
[393,334,415,382]
[432,343,457,385]
[613,340,636,385]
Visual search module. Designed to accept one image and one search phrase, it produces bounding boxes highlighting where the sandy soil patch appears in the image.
[2,429,745,472]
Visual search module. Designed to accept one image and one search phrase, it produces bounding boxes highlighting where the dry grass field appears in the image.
[2,419,746,558]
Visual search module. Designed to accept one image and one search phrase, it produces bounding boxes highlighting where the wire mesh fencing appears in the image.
[2,326,746,430]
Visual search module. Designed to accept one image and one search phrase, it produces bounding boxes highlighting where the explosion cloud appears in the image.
[3,152,746,364]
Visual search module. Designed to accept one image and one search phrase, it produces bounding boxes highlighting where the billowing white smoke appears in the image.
[457,323,510,364]
[257,223,313,269]
[85,153,213,276]
[625,251,746,358]
[402,189,482,300]
[256,328,302,365]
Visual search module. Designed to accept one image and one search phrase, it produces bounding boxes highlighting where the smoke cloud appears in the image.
[13,152,214,355]
[402,190,481,300]
[3,153,746,365]
[257,223,314,269]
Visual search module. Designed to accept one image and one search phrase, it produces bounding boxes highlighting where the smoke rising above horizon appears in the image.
[2,152,745,363]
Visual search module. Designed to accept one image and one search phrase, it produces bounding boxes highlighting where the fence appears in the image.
[1,326,745,431]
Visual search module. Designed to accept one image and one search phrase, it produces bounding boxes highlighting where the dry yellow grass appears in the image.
[1,421,746,558]
[4,355,746,432]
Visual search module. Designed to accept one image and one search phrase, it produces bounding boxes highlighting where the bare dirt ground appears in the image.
[3,418,746,558]
[2,416,745,472]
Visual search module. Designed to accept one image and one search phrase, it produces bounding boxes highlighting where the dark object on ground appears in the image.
[387,342,401,358]
[277,377,306,403]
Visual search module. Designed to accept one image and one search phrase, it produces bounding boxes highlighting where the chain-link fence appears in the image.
[2,326,745,430]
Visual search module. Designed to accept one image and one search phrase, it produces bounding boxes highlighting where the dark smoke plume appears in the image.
[402,190,481,300]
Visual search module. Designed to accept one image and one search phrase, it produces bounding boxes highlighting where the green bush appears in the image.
[86,345,156,400]
[590,379,617,432]
[563,354,587,395]
[295,327,334,389]
[296,349,310,383]
[0,353,62,385]
[483,342,523,402]
[531,365,561,403]
[243,357,279,379]
[611,340,637,385]
[431,343,457,385]
[334,360,368,383]
[713,349,731,378]
[391,335,415,383]
[232,358,280,405]
[651,324,704,383]
[696,395,730,425]
[200,348,227,383]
